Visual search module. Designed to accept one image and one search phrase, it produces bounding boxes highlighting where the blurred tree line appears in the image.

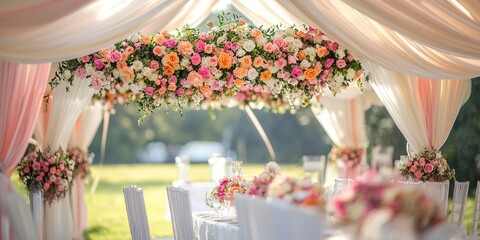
[89,78,479,188]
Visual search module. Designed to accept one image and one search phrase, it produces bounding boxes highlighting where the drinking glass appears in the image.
[175,156,190,182]
[302,155,325,184]
[231,161,243,177]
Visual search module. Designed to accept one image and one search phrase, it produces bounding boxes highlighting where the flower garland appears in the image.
[329,146,365,168]
[206,176,247,209]
[68,147,91,180]
[399,149,454,182]
[332,180,445,236]
[247,161,281,197]
[17,147,75,204]
[267,175,326,210]
[51,14,367,121]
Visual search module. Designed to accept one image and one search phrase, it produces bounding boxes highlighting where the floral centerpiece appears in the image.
[68,147,91,180]
[267,175,326,211]
[329,146,365,179]
[17,147,75,204]
[399,148,454,182]
[247,161,281,197]
[51,13,367,122]
[206,175,247,209]
[331,173,446,239]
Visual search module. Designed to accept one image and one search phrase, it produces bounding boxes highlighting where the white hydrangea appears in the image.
[63,70,72,79]
[242,40,256,52]
[346,68,356,80]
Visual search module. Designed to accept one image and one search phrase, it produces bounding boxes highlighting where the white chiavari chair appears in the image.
[166,186,195,240]
[419,181,450,217]
[471,181,480,239]
[451,181,469,226]
[333,178,355,196]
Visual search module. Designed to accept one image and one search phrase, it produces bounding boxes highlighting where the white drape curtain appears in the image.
[311,90,381,149]
[35,78,94,240]
[232,0,304,27]
[0,0,188,63]
[366,63,472,154]
[274,0,480,79]
[341,0,480,59]
[68,102,103,239]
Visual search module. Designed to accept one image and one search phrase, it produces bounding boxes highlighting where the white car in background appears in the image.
[177,141,227,163]
[138,141,168,163]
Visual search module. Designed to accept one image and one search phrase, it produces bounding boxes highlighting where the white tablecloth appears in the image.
[166,181,217,220]
[192,211,240,240]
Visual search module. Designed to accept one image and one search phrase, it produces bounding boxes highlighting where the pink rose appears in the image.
[175,88,184,96]
[200,33,207,41]
[276,58,287,69]
[165,39,176,48]
[191,53,201,66]
[196,40,205,52]
[149,60,159,71]
[108,50,123,62]
[198,66,210,77]
[263,42,277,53]
[415,171,423,178]
[50,167,56,174]
[91,74,101,89]
[231,42,239,52]
[75,67,87,79]
[36,176,43,181]
[288,55,297,64]
[291,66,303,78]
[209,57,218,67]
[347,55,354,62]
[144,87,154,96]
[273,38,285,48]
[325,58,334,68]
[253,85,262,93]
[80,55,91,63]
[44,182,50,190]
[204,44,213,54]
[93,59,104,69]
[23,167,30,173]
[406,161,412,167]
[423,163,434,173]
[225,41,232,50]
[58,185,65,192]
[410,165,417,172]
[336,59,346,69]
[32,162,41,171]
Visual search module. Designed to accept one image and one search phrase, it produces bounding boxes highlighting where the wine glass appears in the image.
[302,155,325,184]
[231,161,243,177]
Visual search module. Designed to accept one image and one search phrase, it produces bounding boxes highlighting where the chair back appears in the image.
[289,204,326,240]
[166,186,195,240]
[333,178,354,195]
[450,181,469,226]
[472,181,480,238]
[371,145,394,169]
[419,181,449,217]
[247,197,274,240]
[123,185,150,240]
[233,194,252,240]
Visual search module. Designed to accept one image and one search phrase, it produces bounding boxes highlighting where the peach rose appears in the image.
[163,64,175,76]
[117,61,128,70]
[141,35,152,45]
[233,67,248,79]
[157,87,167,95]
[253,56,264,68]
[298,50,306,60]
[199,86,213,98]
[316,47,329,58]
[218,52,232,69]
[187,71,203,87]
[177,41,193,55]
[153,46,164,57]
[304,68,317,80]
[204,44,213,54]
[250,29,263,39]
[168,83,176,91]
[155,34,166,45]
[260,69,272,81]
[234,78,245,87]
[354,70,363,80]
[240,56,252,68]
[166,52,179,66]
[121,68,134,83]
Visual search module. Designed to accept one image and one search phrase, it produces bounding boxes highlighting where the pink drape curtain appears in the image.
[0,60,51,240]
[0,60,51,175]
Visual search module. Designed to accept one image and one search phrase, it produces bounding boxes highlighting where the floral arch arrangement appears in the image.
[52,14,367,120]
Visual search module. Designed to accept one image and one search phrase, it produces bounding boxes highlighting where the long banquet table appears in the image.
[192,211,240,240]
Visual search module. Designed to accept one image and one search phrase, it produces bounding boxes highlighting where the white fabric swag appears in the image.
[367,62,472,154]
[68,102,103,239]
[35,78,94,240]
[274,0,480,79]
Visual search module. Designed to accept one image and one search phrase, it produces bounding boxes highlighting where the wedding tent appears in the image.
[1,0,478,239]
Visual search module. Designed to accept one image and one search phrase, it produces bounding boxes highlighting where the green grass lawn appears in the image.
[9,164,477,239]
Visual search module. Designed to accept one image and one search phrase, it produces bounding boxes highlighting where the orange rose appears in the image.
[316,47,329,58]
[233,78,245,87]
[304,68,317,80]
[240,56,252,68]
[121,68,134,83]
[297,31,306,38]
[163,64,175,76]
[140,35,151,45]
[250,29,263,39]
[253,56,264,68]
[260,69,272,81]
[239,19,246,25]
[218,52,232,69]
[298,50,306,60]
[167,83,177,91]
[354,70,363,80]
[187,71,203,87]
[199,86,213,98]
[117,61,127,70]
[161,30,172,38]
[233,67,248,79]
[166,52,179,66]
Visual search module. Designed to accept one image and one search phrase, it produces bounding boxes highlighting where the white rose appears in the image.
[112,69,120,79]
[256,37,267,46]
[300,59,311,69]
[284,36,294,44]
[346,68,355,80]
[201,57,210,67]
[129,83,140,93]
[304,47,316,58]
[247,68,259,80]
[236,48,246,57]
[337,49,346,59]
[214,70,223,79]
[265,78,276,88]
[141,67,151,77]
[63,70,72,79]
[161,56,168,66]
[181,58,189,67]
[242,40,256,52]
[335,74,344,84]
[148,73,158,81]
[293,39,303,48]
[217,35,226,45]
[269,66,279,74]
[211,26,219,32]
[132,60,143,71]
[285,27,295,36]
